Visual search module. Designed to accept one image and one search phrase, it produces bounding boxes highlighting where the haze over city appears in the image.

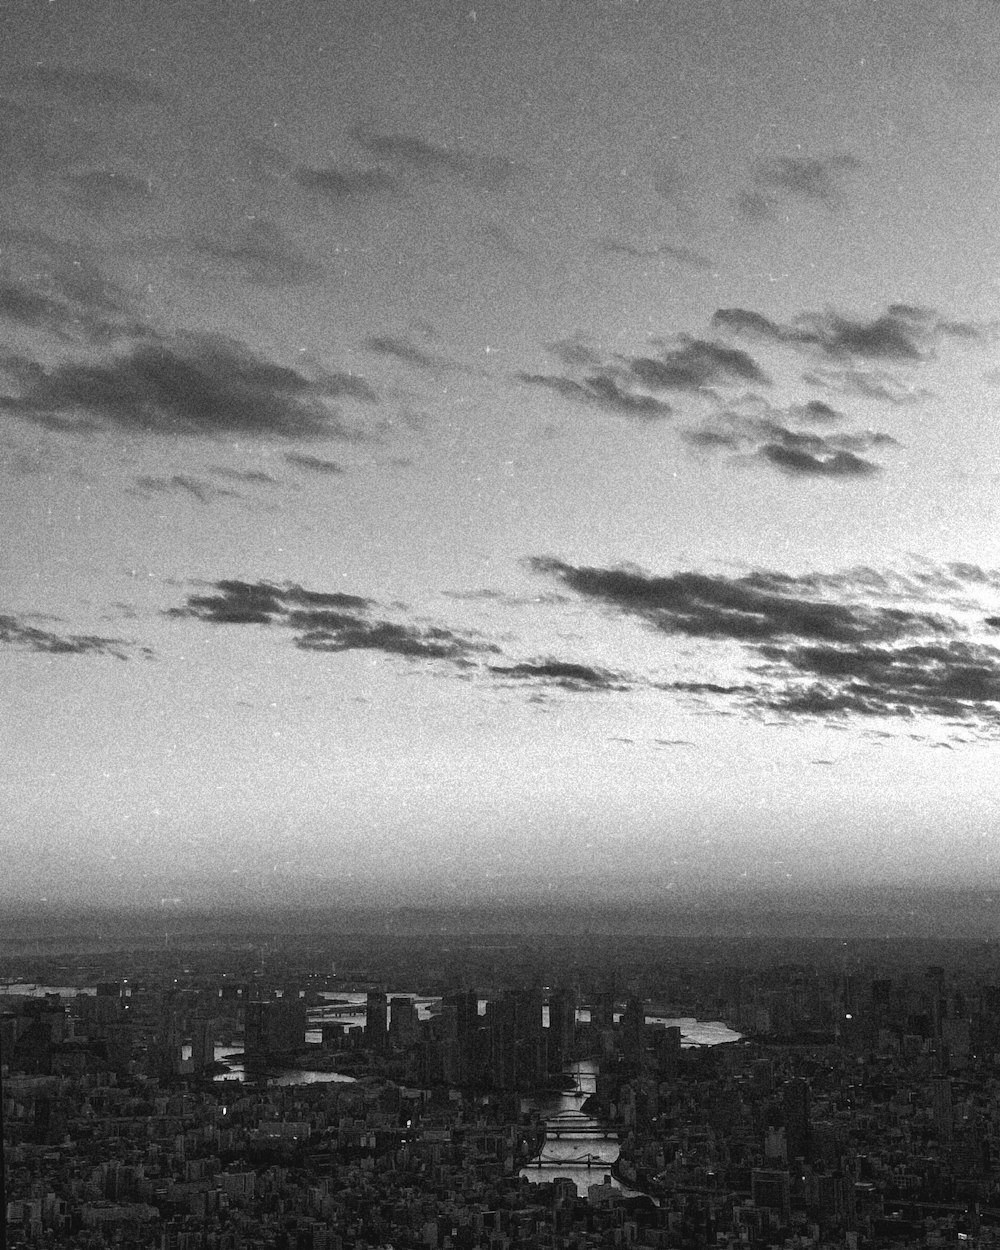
[4,0,1000,916]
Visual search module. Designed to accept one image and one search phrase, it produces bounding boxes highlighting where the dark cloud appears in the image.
[169,580,372,626]
[191,218,318,287]
[167,579,496,664]
[517,372,673,419]
[64,170,153,213]
[363,334,438,369]
[296,620,490,661]
[0,333,377,439]
[293,164,398,200]
[713,303,983,364]
[758,640,1000,722]
[0,612,146,660]
[528,558,945,645]
[284,452,346,475]
[487,660,628,690]
[351,126,515,189]
[22,67,165,107]
[529,557,1000,728]
[629,339,768,391]
[757,443,881,477]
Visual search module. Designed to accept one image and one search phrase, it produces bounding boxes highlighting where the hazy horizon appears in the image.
[4,0,1000,913]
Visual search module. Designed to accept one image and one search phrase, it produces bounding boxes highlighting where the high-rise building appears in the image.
[932,1077,953,1141]
[783,1078,812,1162]
[366,990,388,1050]
[389,996,419,1046]
[547,989,575,1072]
[752,1169,791,1224]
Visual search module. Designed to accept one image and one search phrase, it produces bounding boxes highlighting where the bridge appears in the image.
[544,1127,619,1140]
[525,1154,615,1168]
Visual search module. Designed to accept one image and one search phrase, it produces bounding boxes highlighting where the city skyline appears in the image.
[4,0,1000,910]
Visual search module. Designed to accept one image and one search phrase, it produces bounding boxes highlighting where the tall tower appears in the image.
[366,990,388,1051]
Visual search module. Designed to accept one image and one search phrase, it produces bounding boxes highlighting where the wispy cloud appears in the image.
[0,230,146,344]
[738,153,861,218]
[517,372,673,419]
[131,474,238,505]
[687,404,895,477]
[284,451,346,476]
[488,659,629,690]
[292,165,398,201]
[517,336,768,421]
[0,333,378,439]
[351,125,516,190]
[363,334,440,369]
[593,237,712,271]
[191,218,318,287]
[0,612,149,660]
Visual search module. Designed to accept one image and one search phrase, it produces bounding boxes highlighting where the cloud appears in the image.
[292,165,399,200]
[758,444,880,477]
[684,398,895,478]
[528,558,946,645]
[64,170,153,214]
[209,466,279,486]
[628,339,769,391]
[488,660,629,690]
[191,218,318,286]
[167,579,498,663]
[0,612,147,660]
[758,640,1000,722]
[295,619,490,661]
[363,334,439,369]
[168,580,373,626]
[0,232,145,344]
[351,126,516,189]
[803,367,928,407]
[713,303,984,364]
[739,153,861,217]
[132,474,237,505]
[0,333,377,439]
[594,237,712,271]
[284,452,346,476]
[517,372,673,419]
[22,66,165,107]
[518,336,768,421]
[529,557,1000,729]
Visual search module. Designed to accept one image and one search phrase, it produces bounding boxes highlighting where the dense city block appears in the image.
[4,924,1000,1249]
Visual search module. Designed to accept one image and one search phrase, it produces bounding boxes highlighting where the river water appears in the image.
[519,1018,742,1197]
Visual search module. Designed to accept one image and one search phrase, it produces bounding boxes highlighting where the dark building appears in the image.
[366,990,388,1051]
[783,1078,812,1163]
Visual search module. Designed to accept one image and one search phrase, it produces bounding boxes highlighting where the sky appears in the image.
[4,0,1000,912]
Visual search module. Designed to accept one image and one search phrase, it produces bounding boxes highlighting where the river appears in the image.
[519,1017,742,1197]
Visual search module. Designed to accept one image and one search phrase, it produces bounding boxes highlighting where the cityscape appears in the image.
[5,916,1000,1248]
[6,1,1000,1247]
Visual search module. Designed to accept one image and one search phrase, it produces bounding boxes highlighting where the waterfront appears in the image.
[519,1019,741,1197]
